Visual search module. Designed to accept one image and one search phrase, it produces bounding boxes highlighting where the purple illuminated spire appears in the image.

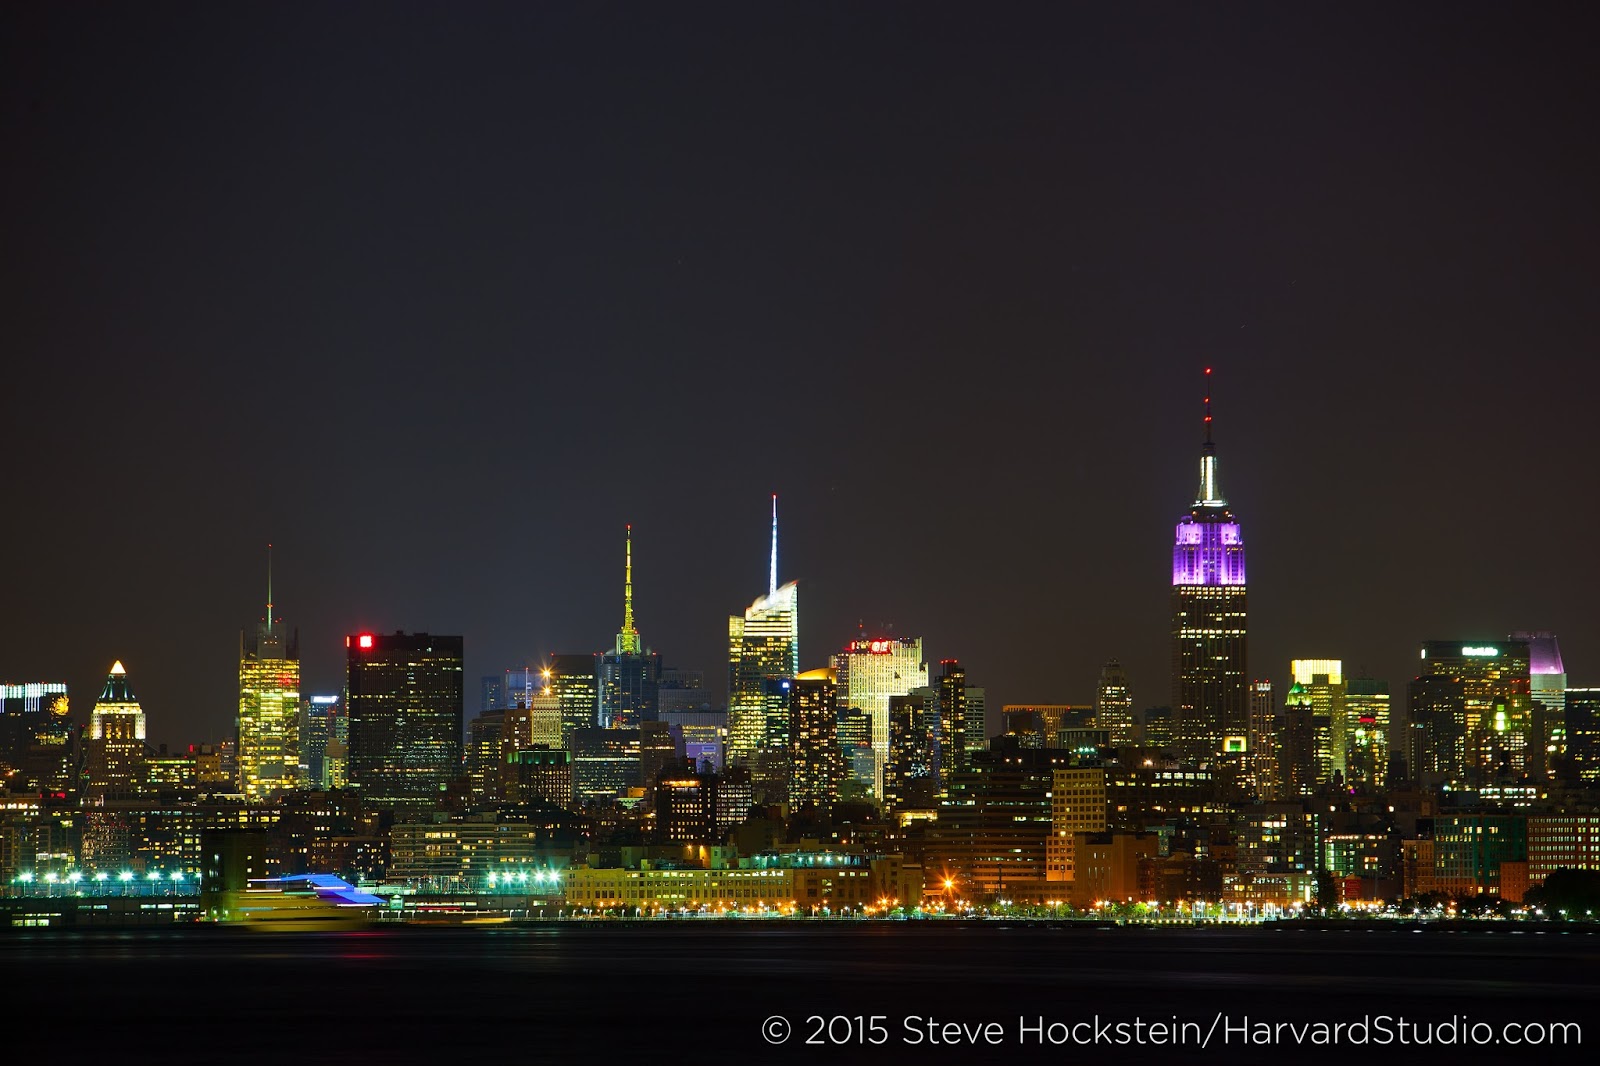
[1173,367,1245,586]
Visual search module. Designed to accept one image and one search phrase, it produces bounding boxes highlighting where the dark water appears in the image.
[9,922,1598,1064]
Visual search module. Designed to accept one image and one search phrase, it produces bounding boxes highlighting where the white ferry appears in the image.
[226,874,384,931]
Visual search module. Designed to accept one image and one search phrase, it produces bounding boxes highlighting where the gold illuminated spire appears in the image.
[617,524,641,654]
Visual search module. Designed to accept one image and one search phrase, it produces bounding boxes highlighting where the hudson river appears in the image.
[10,922,1597,1063]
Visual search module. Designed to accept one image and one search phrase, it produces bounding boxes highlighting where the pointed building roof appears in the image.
[100,661,137,703]
[615,524,642,655]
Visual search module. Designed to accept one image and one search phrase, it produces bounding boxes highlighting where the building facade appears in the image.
[346,632,464,809]
[1409,641,1532,789]
[833,637,929,800]
[788,668,840,812]
[238,576,300,801]
[1170,371,1248,765]
[86,662,147,803]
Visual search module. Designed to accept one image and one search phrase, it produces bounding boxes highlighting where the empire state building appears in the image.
[1171,369,1248,764]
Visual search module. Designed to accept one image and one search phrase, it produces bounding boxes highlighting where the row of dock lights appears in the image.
[13,870,186,884]
[485,870,561,887]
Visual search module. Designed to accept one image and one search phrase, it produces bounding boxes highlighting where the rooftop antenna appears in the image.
[769,494,778,596]
[1204,366,1213,446]
[266,543,274,628]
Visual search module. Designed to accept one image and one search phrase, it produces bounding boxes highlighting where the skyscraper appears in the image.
[1170,368,1248,765]
[598,526,661,728]
[937,660,969,780]
[86,661,146,802]
[964,686,987,756]
[833,636,929,799]
[1246,679,1280,800]
[788,668,840,812]
[238,551,301,801]
[1344,677,1391,790]
[546,655,600,744]
[1280,682,1321,797]
[1095,660,1135,746]
[347,631,464,809]
[884,689,937,812]
[1515,632,1566,781]
[466,709,506,807]
[0,682,73,795]
[299,695,346,789]
[1409,640,1532,789]
[1564,689,1600,786]
[727,495,799,800]
[1290,660,1345,782]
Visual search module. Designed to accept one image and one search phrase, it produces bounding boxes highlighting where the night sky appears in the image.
[4,4,1598,747]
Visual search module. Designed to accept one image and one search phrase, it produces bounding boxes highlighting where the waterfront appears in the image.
[9,922,1597,1063]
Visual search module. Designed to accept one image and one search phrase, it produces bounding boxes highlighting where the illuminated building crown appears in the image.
[1172,368,1245,587]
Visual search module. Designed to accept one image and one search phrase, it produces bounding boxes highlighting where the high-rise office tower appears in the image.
[1290,660,1345,781]
[933,662,986,768]
[833,636,929,799]
[571,726,641,805]
[505,746,573,809]
[1344,678,1391,790]
[1515,632,1566,781]
[1279,682,1322,796]
[238,551,301,800]
[727,495,799,800]
[1247,679,1280,800]
[1409,640,1532,789]
[1096,660,1135,746]
[598,525,662,728]
[964,686,987,756]
[528,688,563,749]
[467,709,506,806]
[548,654,600,744]
[346,631,464,809]
[86,661,146,802]
[1171,369,1248,764]
[884,690,937,812]
[298,695,346,789]
[788,668,840,812]
[1564,689,1600,786]
[0,682,73,794]
[937,660,969,780]
[837,706,875,794]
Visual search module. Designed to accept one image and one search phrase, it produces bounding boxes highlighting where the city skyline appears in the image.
[5,5,1598,749]
[10,447,1590,753]
[8,6,1600,1060]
